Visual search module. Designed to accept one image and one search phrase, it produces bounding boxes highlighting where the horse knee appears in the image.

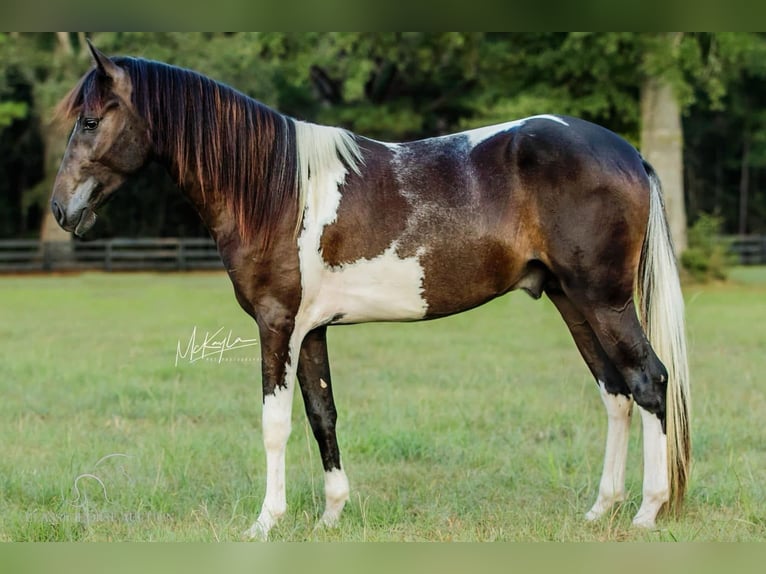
[262,391,293,450]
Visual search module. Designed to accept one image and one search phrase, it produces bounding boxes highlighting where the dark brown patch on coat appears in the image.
[419,236,524,318]
[319,139,411,266]
[390,130,539,318]
[508,119,650,307]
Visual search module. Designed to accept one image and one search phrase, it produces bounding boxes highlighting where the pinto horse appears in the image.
[51,42,690,538]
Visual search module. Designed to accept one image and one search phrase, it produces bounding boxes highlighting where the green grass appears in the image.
[0,269,764,541]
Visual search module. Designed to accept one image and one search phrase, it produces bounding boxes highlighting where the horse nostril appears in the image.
[51,200,65,225]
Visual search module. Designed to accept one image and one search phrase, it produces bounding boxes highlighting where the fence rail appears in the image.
[727,235,766,266]
[0,237,223,272]
[0,235,764,273]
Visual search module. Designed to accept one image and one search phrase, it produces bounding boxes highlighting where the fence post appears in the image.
[105,240,112,271]
[178,239,186,271]
[42,241,52,271]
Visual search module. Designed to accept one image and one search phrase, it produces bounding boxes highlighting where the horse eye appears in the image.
[82,118,100,131]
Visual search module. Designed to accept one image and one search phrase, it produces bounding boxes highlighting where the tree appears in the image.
[3,33,766,243]
[640,34,688,253]
[0,33,44,239]
[253,32,485,139]
[682,34,766,235]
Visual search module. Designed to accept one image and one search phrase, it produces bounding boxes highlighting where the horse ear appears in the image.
[86,38,130,99]
[86,38,124,82]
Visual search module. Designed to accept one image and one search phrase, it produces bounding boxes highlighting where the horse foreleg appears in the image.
[245,322,301,540]
[296,326,349,529]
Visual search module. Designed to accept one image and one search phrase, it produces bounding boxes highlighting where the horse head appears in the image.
[51,40,151,236]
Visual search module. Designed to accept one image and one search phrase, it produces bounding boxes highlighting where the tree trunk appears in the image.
[56,32,73,55]
[640,76,688,254]
[39,33,74,251]
[714,143,723,214]
[77,32,88,57]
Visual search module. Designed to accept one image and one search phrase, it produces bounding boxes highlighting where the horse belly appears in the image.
[313,246,428,325]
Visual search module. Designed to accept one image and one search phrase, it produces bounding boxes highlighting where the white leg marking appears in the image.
[318,467,350,528]
[633,406,669,528]
[586,382,633,521]
[245,382,296,540]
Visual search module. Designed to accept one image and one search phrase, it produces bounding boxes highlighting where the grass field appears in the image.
[0,268,764,541]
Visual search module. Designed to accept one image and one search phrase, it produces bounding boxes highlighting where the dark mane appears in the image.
[57,57,297,247]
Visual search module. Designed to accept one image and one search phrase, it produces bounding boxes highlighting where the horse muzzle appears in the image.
[50,177,101,236]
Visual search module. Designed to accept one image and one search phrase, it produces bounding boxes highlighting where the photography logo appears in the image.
[175,326,259,366]
[30,454,171,526]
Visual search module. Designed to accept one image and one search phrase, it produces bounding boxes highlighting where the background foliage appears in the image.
[1,32,766,239]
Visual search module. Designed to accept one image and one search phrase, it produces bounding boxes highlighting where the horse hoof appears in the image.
[631,514,657,529]
[243,521,270,541]
[317,511,342,529]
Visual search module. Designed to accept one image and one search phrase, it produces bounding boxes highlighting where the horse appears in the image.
[51,41,690,539]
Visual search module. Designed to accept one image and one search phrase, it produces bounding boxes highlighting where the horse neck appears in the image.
[178,177,238,242]
[145,96,299,250]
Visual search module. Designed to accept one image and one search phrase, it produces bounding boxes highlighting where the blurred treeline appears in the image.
[1,32,766,239]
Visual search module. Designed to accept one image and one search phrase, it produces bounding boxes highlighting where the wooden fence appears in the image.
[0,235,765,273]
[0,238,223,272]
[728,235,766,266]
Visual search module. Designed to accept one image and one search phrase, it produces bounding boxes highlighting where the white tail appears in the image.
[637,161,691,512]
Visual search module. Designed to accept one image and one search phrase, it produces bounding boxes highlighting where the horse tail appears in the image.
[637,159,691,514]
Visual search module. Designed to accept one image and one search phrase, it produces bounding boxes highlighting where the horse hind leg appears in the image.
[296,326,350,529]
[561,285,670,528]
[633,404,668,527]
[546,287,633,521]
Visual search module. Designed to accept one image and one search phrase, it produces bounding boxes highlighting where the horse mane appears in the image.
[56,57,362,247]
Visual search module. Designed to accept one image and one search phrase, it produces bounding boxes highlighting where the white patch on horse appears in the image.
[464,114,569,147]
[317,244,427,324]
[294,121,427,330]
[294,120,362,236]
[319,467,350,528]
[247,383,295,539]
[586,381,633,521]
[633,406,669,528]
